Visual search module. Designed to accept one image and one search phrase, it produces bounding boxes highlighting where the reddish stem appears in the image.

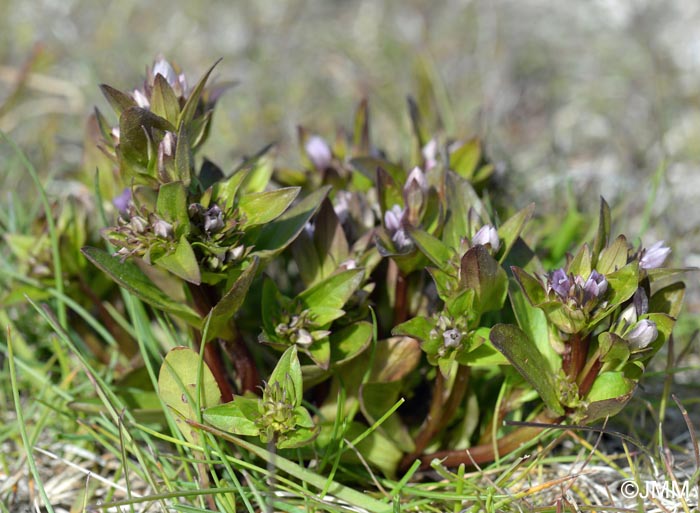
[414,414,562,470]
[393,266,409,325]
[577,358,602,398]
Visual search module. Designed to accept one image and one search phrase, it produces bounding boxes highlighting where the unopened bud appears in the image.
[626,319,658,350]
[471,225,500,252]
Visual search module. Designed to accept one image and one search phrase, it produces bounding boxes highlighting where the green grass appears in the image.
[2,3,700,511]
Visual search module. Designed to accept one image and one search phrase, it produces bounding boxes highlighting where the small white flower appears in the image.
[640,241,671,270]
[153,219,173,239]
[132,89,150,109]
[384,204,404,233]
[471,225,500,252]
[152,58,179,88]
[625,319,658,350]
[305,135,332,170]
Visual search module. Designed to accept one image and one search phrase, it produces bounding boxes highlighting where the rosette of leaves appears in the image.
[492,200,686,421]
[203,346,318,449]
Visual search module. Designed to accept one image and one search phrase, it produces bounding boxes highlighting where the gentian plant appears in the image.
[72,57,686,482]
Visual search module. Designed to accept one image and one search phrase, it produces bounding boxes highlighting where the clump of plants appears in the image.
[6,57,686,499]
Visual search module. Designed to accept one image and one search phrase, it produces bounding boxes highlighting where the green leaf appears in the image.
[251,186,330,259]
[376,167,403,214]
[596,235,629,275]
[307,338,331,370]
[269,346,303,405]
[260,277,285,339]
[278,424,319,449]
[350,156,405,186]
[213,169,250,211]
[392,316,434,342]
[450,139,481,179]
[81,246,201,326]
[150,74,180,124]
[330,322,373,364]
[512,266,547,305]
[409,228,452,268]
[509,281,560,372]
[310,307,346,327]
[298,268,364,311]
[445,288,476,319]
[203,398,260,436]
[174,122,193,186]
[490,324,565,415]
[583,371,635,422]
[353,98,370,153]
[460,245,508,313]
[312,198,350,283]
[158,346,221,444]
[239,145,276,194]
[443,172,487,250]
[154,236,201,284]
[591,197,611,268]
[496,203,535,263]
[238,187,300,228]
[205,258,260,342]
[360,381,414,452]
[179,58,221,127]
[99,84,136,116]
[539,301,587,334]
[118,106,174,173]
[156,181,190,236]
[568,244,591,280]
[649,282,685,318]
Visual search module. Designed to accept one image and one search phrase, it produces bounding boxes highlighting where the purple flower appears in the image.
[640,241,671,270]
[583,270,608,304]
[203,205,224,234]
[471,225,501,252]
[305,136,332,170]
[548,268,572,299]
[113,188,132,215]
[625,319,658,350]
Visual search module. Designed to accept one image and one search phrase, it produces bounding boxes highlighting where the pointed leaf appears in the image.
[313,198,350,282]
[203,398,260,436]
[298,268,364,311]
[392,316,434,343]
[330,322,373,364]
[174,122,193,186]
[409,227,452,268]
[269,346,303,405]
[154,236,201,284]
[597,235,629,275]
[81,246,200,326]
[150,73,180,123]
[353,98,370,152]
[450,139,481,179]
[490,324,565,415]
[568,243,591,280]
[649,282,685,319]
[238,187,300,228]
[179,58,221,127]
[205,258,260,341]
[156,181,190,236]
[100,84,136,116]
[443,172,487,250]
[512,266,547,305]
[496,203,535,263]
[251,186,330,259]
[307,338,331,370]
[460,245,508,313]
[213,169,250,211]
[591,197,610,268]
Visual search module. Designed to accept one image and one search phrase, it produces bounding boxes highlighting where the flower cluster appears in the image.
[547,268,608,311]
[274,308,330,348]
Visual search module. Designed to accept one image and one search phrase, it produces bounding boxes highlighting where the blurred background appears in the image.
[1,0,698,305]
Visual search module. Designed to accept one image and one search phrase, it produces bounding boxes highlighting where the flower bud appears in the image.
[405,166,427,193]
[152,58,179,89]
[422,139,438,170]
[295,328,314,347]
[305,135,332,170]
[582,270,608,304]
[203,205,224,233]
[640,241,671,270]
[625,319,658,350]
[471,225,500,252]
[129,216,148,234]
[132,89,150,109]
[384,204,404,233]
[153,219,173,239]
